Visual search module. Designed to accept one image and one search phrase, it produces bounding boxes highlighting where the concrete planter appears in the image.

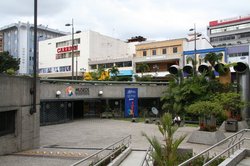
[187,130,226,145]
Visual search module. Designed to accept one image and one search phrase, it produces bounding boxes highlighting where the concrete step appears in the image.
[119,151,146,166]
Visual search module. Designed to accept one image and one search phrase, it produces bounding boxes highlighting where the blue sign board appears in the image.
[125,88,138,117]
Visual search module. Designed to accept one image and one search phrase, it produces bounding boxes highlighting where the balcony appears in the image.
[133,53,182,63]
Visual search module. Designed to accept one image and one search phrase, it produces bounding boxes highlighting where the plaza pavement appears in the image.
[0,119,249,166]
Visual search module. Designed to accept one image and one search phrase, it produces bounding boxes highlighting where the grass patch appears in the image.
[113,117,146,123]
[184,123,199,127]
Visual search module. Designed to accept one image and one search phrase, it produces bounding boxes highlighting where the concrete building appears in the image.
[207,14,250,47]
[0,75,40,155]
[40,79,166,125]
[0,32,3,52]
[39,30,136,79]
[134,38,186,80]
[0,22,67,75]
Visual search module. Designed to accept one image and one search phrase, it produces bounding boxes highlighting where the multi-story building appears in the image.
[207,14,250,47]
[134,38,186,79]
[0,22,67,74]
[39,30,135,79]
[227,45,250,64]
[0,33,3,52]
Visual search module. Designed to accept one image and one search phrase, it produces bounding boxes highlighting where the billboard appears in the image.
[125,88,138,118]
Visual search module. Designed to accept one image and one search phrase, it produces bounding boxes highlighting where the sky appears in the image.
[0,0,250,41]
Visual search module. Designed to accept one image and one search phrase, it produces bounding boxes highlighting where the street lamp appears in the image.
[65,19,75,80]
[189,24,201,74]
[75,30,81,80]
[65,20,81,80]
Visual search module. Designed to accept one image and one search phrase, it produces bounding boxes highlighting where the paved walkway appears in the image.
[0,119,249,165]
[120,150,145,166]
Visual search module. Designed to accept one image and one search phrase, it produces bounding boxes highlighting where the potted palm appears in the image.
[142,113,188,166]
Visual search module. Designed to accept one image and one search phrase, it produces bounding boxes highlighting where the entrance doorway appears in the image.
[73,100,84,119]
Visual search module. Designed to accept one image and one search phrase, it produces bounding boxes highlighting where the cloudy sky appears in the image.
[1,0,250,41]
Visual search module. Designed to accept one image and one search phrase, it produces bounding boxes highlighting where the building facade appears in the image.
[207,15,250,47]
[134,39,185,79]
[227,45,250,64]
[0,32,3,52]
[39,30,135,79]
[0,22,67,75]
[183,47,227,67]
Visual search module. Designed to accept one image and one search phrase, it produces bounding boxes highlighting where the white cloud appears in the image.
[1,0,250,41]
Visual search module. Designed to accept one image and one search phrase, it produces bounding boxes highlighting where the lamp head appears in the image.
[56,90,61,97]
[98,90,103,96]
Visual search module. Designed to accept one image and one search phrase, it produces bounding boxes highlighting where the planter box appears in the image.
[187,130,226,145]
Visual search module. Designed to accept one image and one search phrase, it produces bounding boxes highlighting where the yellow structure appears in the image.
[83,71,110,81]
[134,38,185,79]
[98,71,110,80]
[84,72,93,80]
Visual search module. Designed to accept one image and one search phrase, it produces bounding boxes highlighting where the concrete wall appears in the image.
[40,81,167,100]
[0,75,40,155]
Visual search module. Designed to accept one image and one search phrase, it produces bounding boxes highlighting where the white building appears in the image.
[39,30,135,79]
[0,22,67,74]
[207,14,250,47]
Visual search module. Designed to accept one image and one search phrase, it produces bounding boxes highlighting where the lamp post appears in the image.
[189,24,201,74]
[31,0,38,114]
[65,19,74,80]
[75,30,81,80]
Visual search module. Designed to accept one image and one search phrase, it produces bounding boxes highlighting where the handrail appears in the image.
[70,135,131,166]
[178,129,250,166]
[203,138,250,166]
[140,145,153,166]
[40,78,168,86]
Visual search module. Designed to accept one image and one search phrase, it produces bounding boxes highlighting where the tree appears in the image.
[187,101,224,131]
[161,74,211,115]
[142,113,186,166]
[204,52,223,67]
[161,72,235,124]
[0,51,20,74]
[212,92,245,120]
[109,66,119,80]
[136,63,149,76]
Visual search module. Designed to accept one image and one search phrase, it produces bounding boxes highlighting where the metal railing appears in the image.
[40,78,168,86]
[140,145,153,166]
[179,129,250,166]
[70,135,131,166]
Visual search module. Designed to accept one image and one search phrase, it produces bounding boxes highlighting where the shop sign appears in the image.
[75,88,89,95]
[57,45,78,53]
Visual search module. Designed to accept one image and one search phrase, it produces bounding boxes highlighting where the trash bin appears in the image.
[225,119,238,132]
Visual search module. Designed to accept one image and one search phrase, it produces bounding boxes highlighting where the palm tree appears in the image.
[109,66,119,80]
[142,113,186,166]
[204,52,223,67]
[136,63,149,76]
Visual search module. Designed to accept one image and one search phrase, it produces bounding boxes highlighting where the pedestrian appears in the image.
[174,115,181,126]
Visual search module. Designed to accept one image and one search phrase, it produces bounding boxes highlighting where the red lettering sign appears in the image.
[57,45,78,53]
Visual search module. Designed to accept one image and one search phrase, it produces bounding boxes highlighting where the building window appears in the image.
[104,63,113,68]
[152,49,156,55]
[173,47,178,53]
[123,61,132,67]
[90,65,97,69]
[162,48,167,54]
[143,50,147,56]
[115,61,132,67]
[0,111,15,137]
